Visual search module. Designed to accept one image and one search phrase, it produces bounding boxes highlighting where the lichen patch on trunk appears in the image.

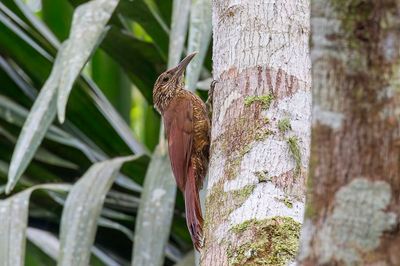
[313,106,344,130]
[304,178,397,265]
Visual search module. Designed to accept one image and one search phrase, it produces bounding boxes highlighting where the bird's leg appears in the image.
[206,80,218,119]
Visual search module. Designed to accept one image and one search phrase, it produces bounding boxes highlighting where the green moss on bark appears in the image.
[244,94,274,109]
[227,217,301,266]
[278,118,292,133]
[204,183,256,230]
[221,116,272,180]
[275,197,293,209]
[254,170,269,183]
[233,185,255,200]
[287,136,302,176]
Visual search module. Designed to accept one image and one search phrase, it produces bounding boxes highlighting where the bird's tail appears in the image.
[185,165,204,251]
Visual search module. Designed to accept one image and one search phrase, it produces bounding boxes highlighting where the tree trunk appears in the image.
[298,1,400,265]
[201,1,311,265]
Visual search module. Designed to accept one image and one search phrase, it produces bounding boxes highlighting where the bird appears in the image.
[153,52,210,250]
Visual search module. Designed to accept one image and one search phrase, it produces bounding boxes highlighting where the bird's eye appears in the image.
[162,76,170,82]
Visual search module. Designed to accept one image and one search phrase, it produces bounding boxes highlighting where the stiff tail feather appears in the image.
[185,165,204,251]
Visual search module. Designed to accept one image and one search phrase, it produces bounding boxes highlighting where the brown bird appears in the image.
[153,53,210,250]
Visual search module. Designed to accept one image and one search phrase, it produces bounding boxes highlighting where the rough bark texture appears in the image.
[298,1,400,265]
[201,1,311,265]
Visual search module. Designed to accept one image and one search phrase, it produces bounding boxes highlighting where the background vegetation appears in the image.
[0,0,211,265]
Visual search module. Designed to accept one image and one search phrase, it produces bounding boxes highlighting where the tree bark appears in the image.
[201,1,311,265]
[298,1,400,265]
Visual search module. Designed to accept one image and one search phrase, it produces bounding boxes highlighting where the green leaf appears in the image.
[0,160,9,179]
[117,0,169,57]
[0,56,37,104]
[0,184,70,266]
[65,1,165,103]
[185,0,212,91]
[168,0,190,67]
[0,157,59,190]
[92,49,132,123]
[105,190,140,209]
[90,247,118,266]
[82,77,149,155]
[56,0,120,123]
[132,146,177,266]
[6,45,65,194]
[143,106,161,151]
[0,12,148,161]
[34,149,79,170]
[26,226,120,266]
[155,0,173,26]
[0,0,57,54]
[0,124,78,169]
[25,240,56,266]
[26,228,59,261]
[0,4,52,61]
[42,0,73,41]
[98,218,134,241]
[0,1,148,157]
[100,26,161,104]
[114,174,143,193]
[13,0,60,48]
[0,95,101,163]
[143,0,170,36]
[58,155,136,266]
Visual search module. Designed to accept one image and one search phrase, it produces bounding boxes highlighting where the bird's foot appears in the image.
[199,235,205,248]
[209,80,218,97]
[206,80,218,119]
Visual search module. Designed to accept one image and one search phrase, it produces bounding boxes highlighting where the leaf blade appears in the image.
[91,50,132,123]
[56,0,119,123]
[0,184,70,266]
[6,45,65,194]
[168,0,191,67]
[0,1,148,156]
[185,0,212,91]
[132,147,177,266]
[0,95,101,163]
[58,155,136,266]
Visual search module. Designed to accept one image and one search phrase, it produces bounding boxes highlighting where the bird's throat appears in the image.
[153,85,182,114]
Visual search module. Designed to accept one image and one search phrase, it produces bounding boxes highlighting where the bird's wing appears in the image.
[163,96,193,192]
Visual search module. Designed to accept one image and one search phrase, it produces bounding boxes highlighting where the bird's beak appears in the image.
[174,52,198,77]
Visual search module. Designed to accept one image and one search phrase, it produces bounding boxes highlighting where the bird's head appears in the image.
[153,52,197,113]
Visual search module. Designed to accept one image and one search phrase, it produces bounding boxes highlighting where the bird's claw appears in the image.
[199,235,205,248]
[209,80,218,97]
[206,80,218,119]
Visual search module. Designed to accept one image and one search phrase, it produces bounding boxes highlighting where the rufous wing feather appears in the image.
[163,96,193,192]
[164,96,204,250]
